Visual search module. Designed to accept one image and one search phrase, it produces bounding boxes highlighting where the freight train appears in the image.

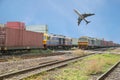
[0,22,119,54]
[0,22,78,54]
[78,36,120,49]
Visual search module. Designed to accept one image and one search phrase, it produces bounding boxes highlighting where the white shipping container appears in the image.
[72,38,78,45]
[0,24,5,27]
[26,25,48,33]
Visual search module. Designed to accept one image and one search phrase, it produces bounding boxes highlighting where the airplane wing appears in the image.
[78,17,82,26]
[74,9,83,18]
[82,13,95,18]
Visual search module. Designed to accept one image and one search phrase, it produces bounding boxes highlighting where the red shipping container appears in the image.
[103,40,107,47]
[6,22,25,30]
[23,31,43,48]
[0,27,43,50]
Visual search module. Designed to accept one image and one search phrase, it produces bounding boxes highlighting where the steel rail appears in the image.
[96,61,120,80]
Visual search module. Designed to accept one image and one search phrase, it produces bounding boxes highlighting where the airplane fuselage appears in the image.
[74,9,88,23]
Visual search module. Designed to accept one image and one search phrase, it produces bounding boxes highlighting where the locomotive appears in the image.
[43,33,72,49]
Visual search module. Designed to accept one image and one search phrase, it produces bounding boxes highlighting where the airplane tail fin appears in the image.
[86,21,91,24]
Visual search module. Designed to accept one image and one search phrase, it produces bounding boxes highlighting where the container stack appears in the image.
[0,22,43,51]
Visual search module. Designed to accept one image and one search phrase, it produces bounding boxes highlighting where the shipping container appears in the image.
[103,40,108,47]
[0,27,43,51]
[0,24,5,27]
[72,38,78,47]
[6,22,25,30]
[26,25,48,33]
[95,38,103,47]
[89,37,95,46]
[23,30,43,48]
[101,39,104,47]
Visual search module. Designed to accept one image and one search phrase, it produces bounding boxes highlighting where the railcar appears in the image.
[0,22,43,54]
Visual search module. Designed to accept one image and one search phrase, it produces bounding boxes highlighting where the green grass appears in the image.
[29,49,52,55]
[23,53,120,80]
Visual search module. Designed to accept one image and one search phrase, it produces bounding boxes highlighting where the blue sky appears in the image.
[0,0,120,43]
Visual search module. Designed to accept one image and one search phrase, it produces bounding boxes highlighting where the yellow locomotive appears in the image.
[43,33,49,49]
[78,36,89,49]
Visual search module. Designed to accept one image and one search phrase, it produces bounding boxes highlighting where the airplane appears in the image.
[74,9,95,26]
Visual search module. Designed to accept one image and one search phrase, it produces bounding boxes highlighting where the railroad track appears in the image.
[97,61,120,80]
[0,54,93,80]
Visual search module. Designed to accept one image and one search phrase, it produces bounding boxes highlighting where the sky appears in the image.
[0,0,120,43]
